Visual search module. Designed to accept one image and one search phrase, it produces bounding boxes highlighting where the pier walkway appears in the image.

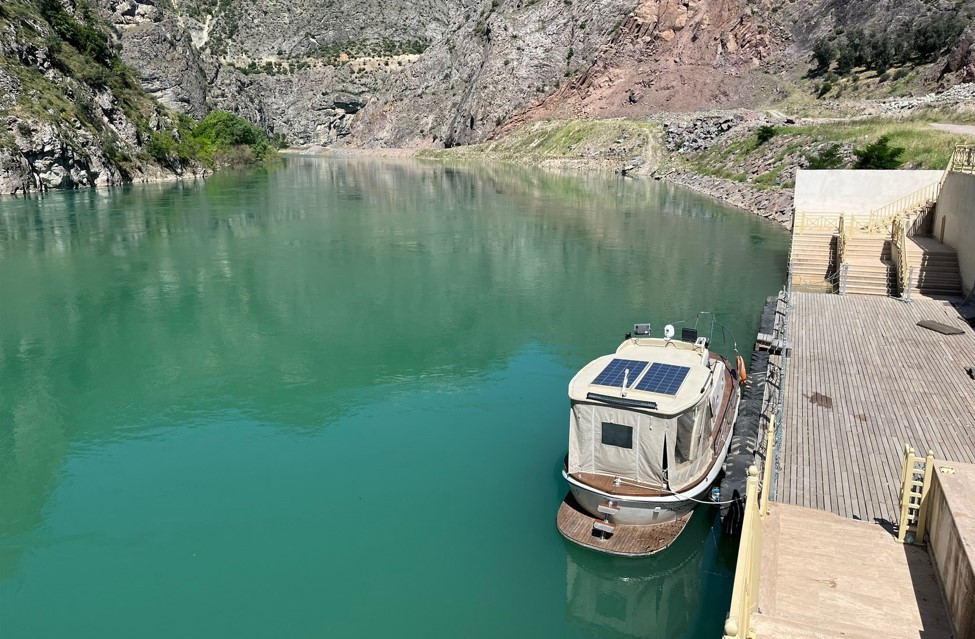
[778,292,975,525]
[752,502,954,639]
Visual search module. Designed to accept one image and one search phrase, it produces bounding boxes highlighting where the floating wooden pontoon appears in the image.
[557,495,692,557]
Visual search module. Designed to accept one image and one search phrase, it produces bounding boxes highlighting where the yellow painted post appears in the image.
[760,416,776,520]
[915,450,935,543]
[723,465,761,639]
[747,467,763,613]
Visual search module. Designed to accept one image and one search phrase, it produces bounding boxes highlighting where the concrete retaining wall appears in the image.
[926,461,975,639]
[933,172,975,296]
[794,170,942,215]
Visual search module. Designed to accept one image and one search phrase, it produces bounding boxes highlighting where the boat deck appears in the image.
[556,496,691,557]
[778,292,975,524]
[570,473,664,496]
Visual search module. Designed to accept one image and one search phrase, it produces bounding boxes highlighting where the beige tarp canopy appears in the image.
[567,356,727,492]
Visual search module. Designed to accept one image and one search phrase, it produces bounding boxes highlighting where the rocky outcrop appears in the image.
[91,0,472,147]
[349,0,637,148]
[494,0,789,137]
[0,1,194,194]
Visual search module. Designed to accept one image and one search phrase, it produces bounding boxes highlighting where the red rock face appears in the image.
[497,0,789,135]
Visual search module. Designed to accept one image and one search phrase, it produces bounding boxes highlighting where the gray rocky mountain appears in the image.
[94,0,975,151]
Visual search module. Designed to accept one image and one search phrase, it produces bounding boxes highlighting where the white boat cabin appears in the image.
[566,337,728,493]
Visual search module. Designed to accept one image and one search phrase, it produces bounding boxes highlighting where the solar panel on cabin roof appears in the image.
[634,363,691,395]
[592,359,649,387]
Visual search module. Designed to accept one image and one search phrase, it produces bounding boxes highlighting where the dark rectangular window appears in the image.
[601,422,633,449]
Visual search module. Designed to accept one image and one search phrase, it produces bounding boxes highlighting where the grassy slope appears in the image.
[418,119,661,167]
[685,117,974,191]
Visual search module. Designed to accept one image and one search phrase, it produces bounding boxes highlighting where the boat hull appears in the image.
[564,478,702,525]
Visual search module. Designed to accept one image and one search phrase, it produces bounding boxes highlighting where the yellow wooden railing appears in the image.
[947,144,975,175]
[856,181,941,235]
[794,212,842,234]
[891,215,911,299]
[794,179,941,238]
[897,445,934,544]
[723,416,776,639]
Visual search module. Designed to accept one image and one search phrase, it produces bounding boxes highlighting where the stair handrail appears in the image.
[947,144,975,176]
[892,215,911,298]
[851,181,941,235]
[836,213,848,294]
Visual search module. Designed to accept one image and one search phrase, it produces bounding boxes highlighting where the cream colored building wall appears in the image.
[794,170,943,215]
[933,172,975,296]
[925,463,975,639]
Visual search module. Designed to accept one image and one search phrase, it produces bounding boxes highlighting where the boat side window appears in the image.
[674,410,696,465]
[601,422,633,449]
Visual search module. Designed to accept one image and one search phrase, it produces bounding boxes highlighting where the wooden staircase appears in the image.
[789,233,835,292]
[842,236,896,296]
[904,237,963,297]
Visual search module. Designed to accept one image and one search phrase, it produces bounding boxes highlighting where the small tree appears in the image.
[755,125,776,146]
[853,135,904,169]
[812,39,835,72]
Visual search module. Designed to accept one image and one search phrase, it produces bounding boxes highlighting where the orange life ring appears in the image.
[736,355,747,384]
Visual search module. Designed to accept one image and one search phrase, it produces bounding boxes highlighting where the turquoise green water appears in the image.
[0,158,788,638]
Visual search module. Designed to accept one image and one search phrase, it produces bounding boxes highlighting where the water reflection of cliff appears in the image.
[0,158,787,580]
[565,509,731,639]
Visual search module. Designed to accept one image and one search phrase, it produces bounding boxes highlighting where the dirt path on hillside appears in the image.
[929,123,975,136]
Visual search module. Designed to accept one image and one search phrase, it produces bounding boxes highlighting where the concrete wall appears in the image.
[933,172,975,296]
[925,461,975,639]
[794,170,943,215]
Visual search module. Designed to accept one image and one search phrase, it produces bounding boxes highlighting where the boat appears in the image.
[557,315,743,556]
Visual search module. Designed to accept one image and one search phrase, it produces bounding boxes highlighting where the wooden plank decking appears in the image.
[556,496,691,556]
[778,292,975,525]
[752,502,954,639]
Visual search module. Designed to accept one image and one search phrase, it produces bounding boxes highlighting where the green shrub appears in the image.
[189,110,274,166]
[805,143,844,169]
[755,125,776,146]
[853,135,904,169]
[36,0,114,66]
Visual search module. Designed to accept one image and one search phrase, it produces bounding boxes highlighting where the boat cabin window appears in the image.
[674,411,695,465]
[600,422,633,449]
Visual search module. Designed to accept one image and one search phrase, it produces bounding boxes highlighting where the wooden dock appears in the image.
[556,496,691,556]
[778,292,975,525]
[752,502,954,639]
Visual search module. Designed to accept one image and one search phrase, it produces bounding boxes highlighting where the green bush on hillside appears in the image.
[36,0,114,66]
[805,143,845,170]
[853,136,904,169]
[191,110,273,164]
[146,111,275,168]
[812,12,965,77]
[755,125,776,146]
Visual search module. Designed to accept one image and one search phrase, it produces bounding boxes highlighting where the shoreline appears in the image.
[284,145,794,229]
[3,145,795,229]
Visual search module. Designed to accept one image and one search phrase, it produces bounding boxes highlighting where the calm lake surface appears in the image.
[0,157,789,638]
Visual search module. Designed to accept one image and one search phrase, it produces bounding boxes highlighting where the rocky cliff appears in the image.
[5,0,974,195]
[92,0,975,152]
[0,0,199,194]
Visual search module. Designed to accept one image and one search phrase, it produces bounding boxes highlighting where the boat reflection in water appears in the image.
[564,507,735,639]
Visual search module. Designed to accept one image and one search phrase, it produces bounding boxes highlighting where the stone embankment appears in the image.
[652,168,794,226]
